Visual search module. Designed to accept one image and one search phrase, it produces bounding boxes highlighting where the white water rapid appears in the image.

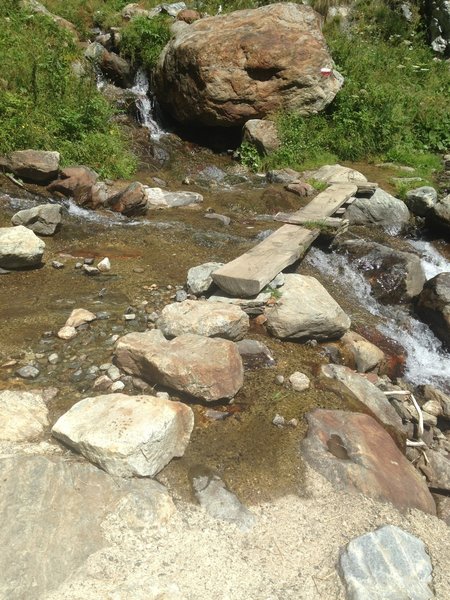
[306,246,450,390]
[130,68,166,139]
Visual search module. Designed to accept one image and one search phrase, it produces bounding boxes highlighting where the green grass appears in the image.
[121,14,172,70]
[0,1,136,179]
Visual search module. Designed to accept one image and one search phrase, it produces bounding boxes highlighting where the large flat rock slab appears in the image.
[0,390,49,442]
[301,409,436,514]
[114,330,244,401]
[339,525,434,600]
[156,300,249,340]
[265,274,351,340]
[52,393,194,477]
[0,454,174,600]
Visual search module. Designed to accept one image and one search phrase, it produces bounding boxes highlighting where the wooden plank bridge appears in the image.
[211,183,358,298]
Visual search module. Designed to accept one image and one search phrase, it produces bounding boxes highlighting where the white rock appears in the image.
[156,300,249,341]
[97,257,111,272]
[110,381,125,392]
[308,164,367,184]
[107,365,122,381]
[65,308,97,328]
[265,274,351,340]
[289,372,310,392]
[0,390,49,442]
[57,325,77,340]
[144,187,203,208]
[186,262,223,295]
[0,225,45,269]
[52,393,194,477]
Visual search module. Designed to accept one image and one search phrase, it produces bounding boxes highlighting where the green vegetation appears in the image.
[121,15,171,70]
[0,1,136,179]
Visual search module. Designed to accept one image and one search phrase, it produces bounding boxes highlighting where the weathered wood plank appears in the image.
[212,225,319,297]
[277,183,357,223]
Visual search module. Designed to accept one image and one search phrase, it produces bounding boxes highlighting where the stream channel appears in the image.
[1,88,449,506]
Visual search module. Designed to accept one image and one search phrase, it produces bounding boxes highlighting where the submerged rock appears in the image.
[302,409,436,514]
[11,204,62,236]
[156,300,249,341]
[154,3,342,127]
[0,390,48,442]
[115,330,244,401]
[0,225,45,269]
[265,274,351,340]
[339,525,434,600]
[416,272,450,349]
[52,393,194,478]
[145,187,203,208]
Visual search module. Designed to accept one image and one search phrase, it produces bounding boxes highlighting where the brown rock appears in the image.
[177,9,201,23]
[114,330,244,401]
[302,409,436,514]
[341,331,385,373]
[2,150,60,184]
[242,119,280,155]
[285,181,314,197]
[154,3,342,127]
[47,166,100,208]
[65,308,97,329]
[100,50,132,87]
[107,182,148,216]
[415,272,450,350]
[321,364,405,447]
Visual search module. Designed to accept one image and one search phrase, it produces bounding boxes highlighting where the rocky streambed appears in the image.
[1,147,450,599]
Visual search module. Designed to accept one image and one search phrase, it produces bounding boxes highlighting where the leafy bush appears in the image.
[0,2,136,179]
[121,15,171,70]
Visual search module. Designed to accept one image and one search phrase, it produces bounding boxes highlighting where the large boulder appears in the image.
[0,225,45,269]
[334,238,425,304]
[11,204,62,236]
[345,188,410,233]
[321,364,405,446]
[0,454,174,600]
[415,272,450,349]
[301,409,436,514]
[0,150,60,183]
[154,3,342,127]
[114,330,244,401]
[265,274,351,340]
[428,0,450,54]
[156,300,249,340]
[52,393,194,478]
[0,390,48,442]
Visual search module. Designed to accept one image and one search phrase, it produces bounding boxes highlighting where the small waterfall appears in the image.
[130,68,166,139]
[306,247,450,390]
[407,239,450,280]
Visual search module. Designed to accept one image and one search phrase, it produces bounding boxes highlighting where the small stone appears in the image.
[272,414,285,428]
[93,375,113,391]
[57,326,77,340]
[175,290,188,302]
[156,391,170,400]
[66,308,97,329]
[422,411,438,427]
[87,366,99,376]
[96,311,110,320]
[107,365,121,381]
[16,365,40,380]
[84,258,95,265]
[52,261,64,269]
[275,375,285,385]
[289,371,310,392]
[75,262,82,269]
[287,418,298,428]
[110,380,125,392]
[97,257,111,272]
[123,313,136,321]
[82,265,100,276]
[205,409,229,421]
[133,267,145,273]
[147,311,159,323]
[99,363,112,371]
[422,399,443,417]
[48,353,59,365]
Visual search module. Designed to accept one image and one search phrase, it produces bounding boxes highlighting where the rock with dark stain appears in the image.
[301,409,436,514]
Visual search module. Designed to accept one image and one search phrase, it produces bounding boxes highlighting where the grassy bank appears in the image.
[0,1,136,179]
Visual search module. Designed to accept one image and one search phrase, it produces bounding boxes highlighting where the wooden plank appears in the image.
[274,214,343,227]
[276,183,357,223]
[212,225,319,297]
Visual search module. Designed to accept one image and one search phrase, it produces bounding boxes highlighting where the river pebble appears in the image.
[48,353,59,365]
[16,365,40,379]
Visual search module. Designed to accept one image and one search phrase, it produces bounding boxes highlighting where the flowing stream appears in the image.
[306,245,450,390]
[130,68,166,139]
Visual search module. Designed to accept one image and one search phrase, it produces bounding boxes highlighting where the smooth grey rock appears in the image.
[339,525,434,600]
[191,468,255,531]
[145,187,203,208]
[0,454,174,600]
[0,225,45,269]
[265,274,351,341]
[0,390,48,442]
[345,188,411,233]
[405,186,438,216]
[156,300,249,341]
[11,204,62,236]
[16,365,40,379]
[187,262,223,295]
[52,393,194,478]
